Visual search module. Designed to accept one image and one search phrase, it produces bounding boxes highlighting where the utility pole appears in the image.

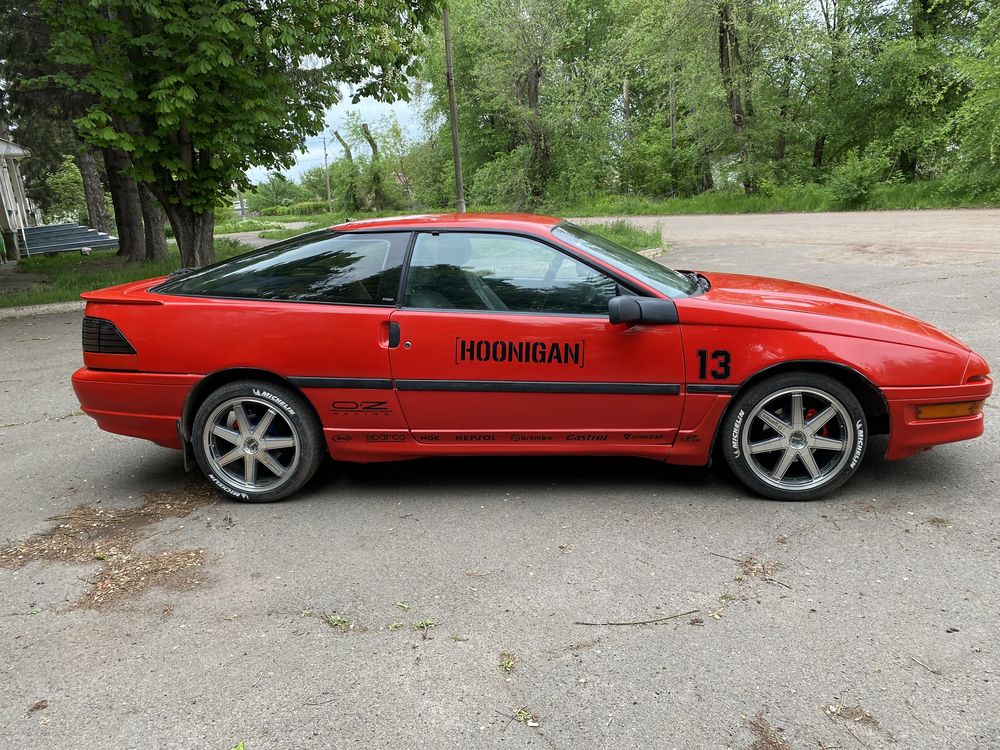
[443,6,466,213]
[322,135,332,212]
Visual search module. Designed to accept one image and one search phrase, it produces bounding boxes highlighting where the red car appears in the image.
[72,213,991,502]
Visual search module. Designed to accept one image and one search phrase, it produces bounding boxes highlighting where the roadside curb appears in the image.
[0,300,85,320]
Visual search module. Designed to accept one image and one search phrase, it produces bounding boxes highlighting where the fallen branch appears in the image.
[910,656,941,675]
[574,609,699,627]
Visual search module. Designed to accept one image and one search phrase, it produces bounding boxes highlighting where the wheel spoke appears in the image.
[749,436,786,454]
[790,392,805,429]
[216,446,244,467]
[244,454,257,485]
[799,448,821,479]
[261,436,295,451]
[232,404,252,437]
[212,425,241,444]
[806,406,836,434]
[758,410,791,436]
[772,448,798,480]
[813,436,845,452]
[252,408,277,439]
[256,451,287,478]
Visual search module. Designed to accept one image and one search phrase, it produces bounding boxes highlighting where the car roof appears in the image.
[330,212,563,234]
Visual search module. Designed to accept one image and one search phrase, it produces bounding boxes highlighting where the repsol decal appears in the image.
[455,338,585,367]
[332,400,391,415]
[252,388,295,415]
[454,434,496,441]
[849,420,865,468]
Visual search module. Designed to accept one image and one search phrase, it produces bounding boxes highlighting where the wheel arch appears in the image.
[710,360,889,461]
[179,368,319,445]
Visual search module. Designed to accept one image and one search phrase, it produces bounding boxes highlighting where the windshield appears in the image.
[552,222,699,298]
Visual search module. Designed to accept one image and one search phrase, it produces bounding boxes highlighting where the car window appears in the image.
[404,232,619,314]
[155,230,408,305]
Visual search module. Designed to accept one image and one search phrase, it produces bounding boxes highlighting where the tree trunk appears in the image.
[75,150,111,233]
[103,147,145,263]
[623,78,633,143]
[812,135,826,170]
[138,183,168,262]
[773,56,793,162]
[162,203,215,268]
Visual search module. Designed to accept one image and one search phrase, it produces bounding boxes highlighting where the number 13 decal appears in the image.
[696,349,732,380]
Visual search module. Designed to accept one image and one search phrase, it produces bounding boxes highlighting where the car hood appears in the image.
[695,272,969,352]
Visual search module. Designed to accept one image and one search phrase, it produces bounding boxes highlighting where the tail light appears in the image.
[82,317,136,354]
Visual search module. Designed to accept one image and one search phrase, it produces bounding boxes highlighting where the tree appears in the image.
[40,0,440,266]
[41,156,86,222]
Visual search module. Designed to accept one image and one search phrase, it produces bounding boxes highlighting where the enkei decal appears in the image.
[455,338,585,367]
[366,433,407,443]
[331,400,391,415]
[623,432,665,441]
[511,434,553,442]
[567,434,608,441]
[252,388,295,415]
[850,420,865,468]
[731,409,746,457]
[207,473,249,500]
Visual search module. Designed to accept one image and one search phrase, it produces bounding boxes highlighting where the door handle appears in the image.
[388,321,401,349]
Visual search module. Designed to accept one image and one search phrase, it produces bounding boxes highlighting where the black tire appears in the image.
[720,372,867,501]
[191,380,324,502]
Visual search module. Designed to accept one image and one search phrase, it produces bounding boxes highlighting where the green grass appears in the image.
[586,220,662,251]
[0,237,249,308]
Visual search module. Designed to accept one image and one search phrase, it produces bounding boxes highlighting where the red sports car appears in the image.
[72,213,991,502]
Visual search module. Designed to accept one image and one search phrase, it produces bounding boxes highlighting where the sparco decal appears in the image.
[366,433,406,443]
[455,338,585,367]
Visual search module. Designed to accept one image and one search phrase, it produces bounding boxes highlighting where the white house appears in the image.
[0,137,33,261]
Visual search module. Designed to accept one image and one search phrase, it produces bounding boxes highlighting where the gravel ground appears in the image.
[1,209,998,750]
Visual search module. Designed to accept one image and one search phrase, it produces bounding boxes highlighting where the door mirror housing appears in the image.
[608,295,678,325]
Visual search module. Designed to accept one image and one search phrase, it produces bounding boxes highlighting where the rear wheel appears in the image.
[721,373,867,500]
[191,380,324,502]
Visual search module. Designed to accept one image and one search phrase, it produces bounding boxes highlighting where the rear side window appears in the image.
[156,230,409,305]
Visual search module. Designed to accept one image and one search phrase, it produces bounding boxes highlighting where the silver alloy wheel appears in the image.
[740,386,854,492]
[203,396,301,494]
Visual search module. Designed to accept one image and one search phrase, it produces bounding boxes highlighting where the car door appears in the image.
[388,230,686,446]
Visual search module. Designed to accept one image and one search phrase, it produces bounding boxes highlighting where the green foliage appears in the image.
[469,148,533,210]
[41,156,87,223]
[246,174,311,213]
[38,0,440,263]
[827,150,892,208]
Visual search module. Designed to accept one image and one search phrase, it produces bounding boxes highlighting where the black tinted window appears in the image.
[156,230,408,305]
[404,232,619,314]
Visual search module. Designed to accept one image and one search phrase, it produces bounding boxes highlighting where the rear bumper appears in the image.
[71,368,200,449]
[883,378,992,460]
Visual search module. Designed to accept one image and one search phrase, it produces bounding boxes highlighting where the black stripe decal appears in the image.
[394,380,680,395]
[687,384,740,394]
[291,377,393,389]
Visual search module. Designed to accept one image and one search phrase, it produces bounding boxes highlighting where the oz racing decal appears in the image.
[455,338,585,367]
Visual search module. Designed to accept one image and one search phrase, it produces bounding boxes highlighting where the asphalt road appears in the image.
[2,210,998,750]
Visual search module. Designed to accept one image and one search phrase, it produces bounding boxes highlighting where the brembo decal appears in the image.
[455,338,585,367]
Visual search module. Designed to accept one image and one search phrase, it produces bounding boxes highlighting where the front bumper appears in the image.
[71,368,200,449]
[883,377,992,460]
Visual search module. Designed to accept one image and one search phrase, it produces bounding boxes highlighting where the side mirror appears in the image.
[608,295,678,325]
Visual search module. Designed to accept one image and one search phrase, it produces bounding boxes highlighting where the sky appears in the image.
[245,85,424,184]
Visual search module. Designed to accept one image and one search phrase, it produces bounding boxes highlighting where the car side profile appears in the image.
[72,213,991,502]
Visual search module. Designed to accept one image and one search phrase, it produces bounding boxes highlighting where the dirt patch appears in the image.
[926,516,951,528]
[746,715,791,750]
[0,484,216,608]
[823,702,894,742]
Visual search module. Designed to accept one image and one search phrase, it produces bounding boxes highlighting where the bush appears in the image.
[469,147,534,210]
[828,150,891,207]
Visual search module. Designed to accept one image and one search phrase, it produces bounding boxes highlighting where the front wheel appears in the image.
[191,380,324,502]
[720,373,867,500]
